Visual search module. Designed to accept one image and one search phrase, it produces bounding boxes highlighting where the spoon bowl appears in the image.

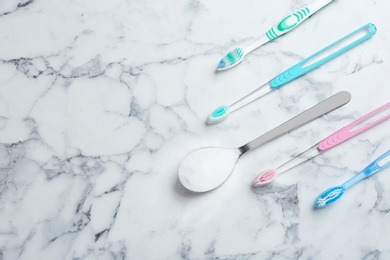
[178,147,241,192]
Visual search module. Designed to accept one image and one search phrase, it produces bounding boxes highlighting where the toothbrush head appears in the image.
[252,169,277,187]
[315,186,345,208]
[217,48,244,71]
[206,106,230,125]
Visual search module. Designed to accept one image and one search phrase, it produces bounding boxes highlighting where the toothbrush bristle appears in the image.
[206,106,230,125]
[315,186,345,208]
[252,169,277,187]
[217,48,244,70]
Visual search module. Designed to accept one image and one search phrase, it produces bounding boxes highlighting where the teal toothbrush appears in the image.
[315,150,390,208]
[217,0,334,71]
[207,23,377,125]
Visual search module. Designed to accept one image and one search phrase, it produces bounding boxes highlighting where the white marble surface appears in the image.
[0,0,389,259]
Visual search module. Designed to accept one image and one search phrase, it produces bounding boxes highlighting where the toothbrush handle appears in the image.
[269,23,377,89]
[246,0,333,53]
[241,91,351,151]
[363,150,390,176]
[318,102,390,151]
[264,0,333,42]
[343,150,390,190]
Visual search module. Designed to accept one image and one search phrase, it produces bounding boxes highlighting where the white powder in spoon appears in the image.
[178,147,241,192]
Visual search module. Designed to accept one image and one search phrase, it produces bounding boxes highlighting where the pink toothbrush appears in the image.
[252,102,390,187]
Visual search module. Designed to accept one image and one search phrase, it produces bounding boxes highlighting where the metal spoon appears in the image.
[179,91,351,192]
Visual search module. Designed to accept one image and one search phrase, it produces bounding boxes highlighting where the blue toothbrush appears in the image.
[315,150,390,208]
[207,23,377,125]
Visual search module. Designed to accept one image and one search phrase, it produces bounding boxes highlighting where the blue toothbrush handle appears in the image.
[270,23,377,89]
[343,150,390,190]
[362,150,390,177]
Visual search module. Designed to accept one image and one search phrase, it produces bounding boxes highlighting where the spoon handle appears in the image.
[240,91,351,152]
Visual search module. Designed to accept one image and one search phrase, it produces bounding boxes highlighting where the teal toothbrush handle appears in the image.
[342,150,390,190]
[270,23,377,89]
[258,0,333,45]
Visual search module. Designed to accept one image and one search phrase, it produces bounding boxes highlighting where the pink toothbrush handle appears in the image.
[318,102,390,151]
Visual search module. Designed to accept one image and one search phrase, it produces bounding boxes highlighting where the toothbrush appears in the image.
[315,150,390,208]
[252,102,390,187]
[217,0,334,71]
[207,23,377,125]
